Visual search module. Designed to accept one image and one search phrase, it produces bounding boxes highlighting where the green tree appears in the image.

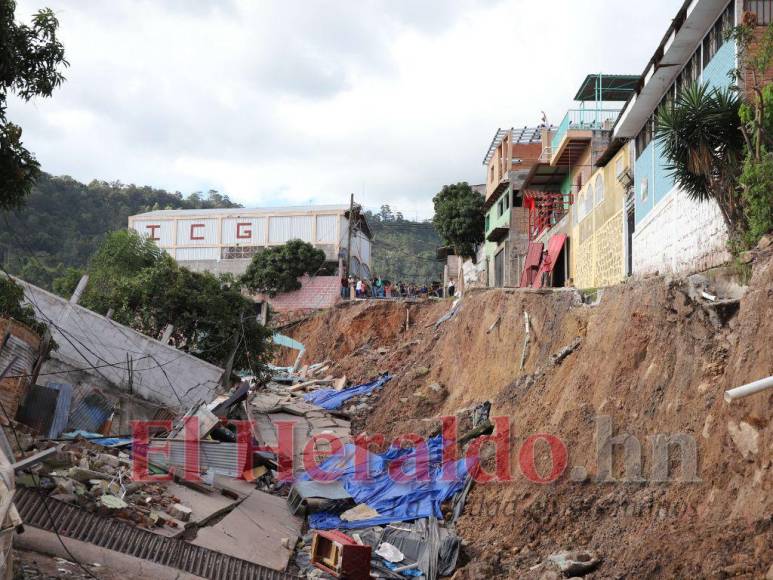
[656,84,746,238]
[82,229,162,311]
[75,230,273,372]
[0,1,67,209]
[241,239,326,297]
[0,275,47,335]
[51,266,82,297]
[432,182,484,257]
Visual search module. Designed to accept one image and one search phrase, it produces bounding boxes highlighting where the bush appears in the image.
[0,276,48,336]
[740,153,773,247]
[241,239,326,297]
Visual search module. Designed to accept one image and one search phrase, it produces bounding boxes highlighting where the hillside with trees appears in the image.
[0,176,445,290]
[364,205,444,284]
[0,172,240,288]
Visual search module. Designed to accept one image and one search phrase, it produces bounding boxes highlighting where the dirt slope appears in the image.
[277,248,772,579]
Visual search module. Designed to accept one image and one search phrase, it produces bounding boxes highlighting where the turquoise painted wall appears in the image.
[634,37,736,225]
[634,140,654,226]
[704,38,735,91]
[484,190,511,260]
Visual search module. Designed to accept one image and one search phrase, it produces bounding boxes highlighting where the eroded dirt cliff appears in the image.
[277,246,772,578]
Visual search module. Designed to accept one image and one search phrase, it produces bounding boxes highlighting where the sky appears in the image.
[8,0,678,219]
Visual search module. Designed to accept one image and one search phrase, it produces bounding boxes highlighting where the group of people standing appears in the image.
[341,276,453,300]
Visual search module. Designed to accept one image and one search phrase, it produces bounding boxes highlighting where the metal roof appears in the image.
[483,127,545,165]
[573,74,640,102]
[613,0,730,138]
[15,489,298,580]
[131,204,351,219]
[66,391,113,433]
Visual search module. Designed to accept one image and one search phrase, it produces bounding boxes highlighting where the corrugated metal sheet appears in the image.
[268,216,313,244]
[16,384,58,434]
[339,217,349,245]
[145,440,247,478]
[130,220,175,246]
[132,205,348,218]
[354,232,371,265]
[315,215,337,243]
[15,489,298,580]
[175,246,220,261]
[519,242,544,287]
[0,321,40,423]
[532,234,566,289]
[176,218,218,246]
[47,382,73,438]
[66,392,113,433]
[222,217,267,245]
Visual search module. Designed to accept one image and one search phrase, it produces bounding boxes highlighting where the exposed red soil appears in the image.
[276,247,773,579]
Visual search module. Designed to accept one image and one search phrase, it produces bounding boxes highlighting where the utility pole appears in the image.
[346,193,354,277]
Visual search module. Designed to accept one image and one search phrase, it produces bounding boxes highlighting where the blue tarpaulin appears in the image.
[304,374,392,410]
[299,435,475,530]
[61,430,132,447]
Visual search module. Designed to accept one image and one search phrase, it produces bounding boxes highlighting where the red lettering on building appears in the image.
[190,223,205,240]
[146,224,160,241]
[236,222,252,239]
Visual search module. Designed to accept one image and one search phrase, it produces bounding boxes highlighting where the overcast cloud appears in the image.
[8,0,677,218]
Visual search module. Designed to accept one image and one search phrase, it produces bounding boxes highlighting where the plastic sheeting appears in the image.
[299,434,474,529]
[304,375,392,410]
[61,430,131,447]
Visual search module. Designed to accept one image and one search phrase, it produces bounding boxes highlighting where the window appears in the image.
[635,116,653,157]
[485,214,490,231]
[703,2,736,69]
[640,177,649,201]
[746,0,773,25]
[615,157,624,177]
[504,192,510,211]
[595,174,605,205]
[584,184,594,217]
[497,200,503,217]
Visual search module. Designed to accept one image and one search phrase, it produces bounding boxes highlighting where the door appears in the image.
[626,203,635,276]
[494,250,504,288]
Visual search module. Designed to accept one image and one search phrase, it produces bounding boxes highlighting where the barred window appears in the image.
[221,246,261,260]
[745,0,773,24]
[635,116,653,157]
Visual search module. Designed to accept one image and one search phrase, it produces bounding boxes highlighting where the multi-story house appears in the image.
[613,0,771,276]
[518,74,638,288]
[481,127,542,287]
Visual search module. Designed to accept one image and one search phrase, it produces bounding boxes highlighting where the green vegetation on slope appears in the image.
[364,205,444,284]
[0,173,240,289]
[0,174,444,291]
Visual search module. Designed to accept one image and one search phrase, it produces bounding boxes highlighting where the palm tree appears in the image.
[656,83,747,237]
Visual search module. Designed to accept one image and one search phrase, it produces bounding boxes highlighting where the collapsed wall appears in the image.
[278,245,772,578]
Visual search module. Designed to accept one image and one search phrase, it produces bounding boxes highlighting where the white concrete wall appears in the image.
[17,280,224,411]
[632,186,730,276]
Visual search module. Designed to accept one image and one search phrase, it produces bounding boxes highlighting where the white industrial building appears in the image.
[128,205,373,278]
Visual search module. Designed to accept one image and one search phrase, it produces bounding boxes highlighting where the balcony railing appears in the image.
[550,108,621,151]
